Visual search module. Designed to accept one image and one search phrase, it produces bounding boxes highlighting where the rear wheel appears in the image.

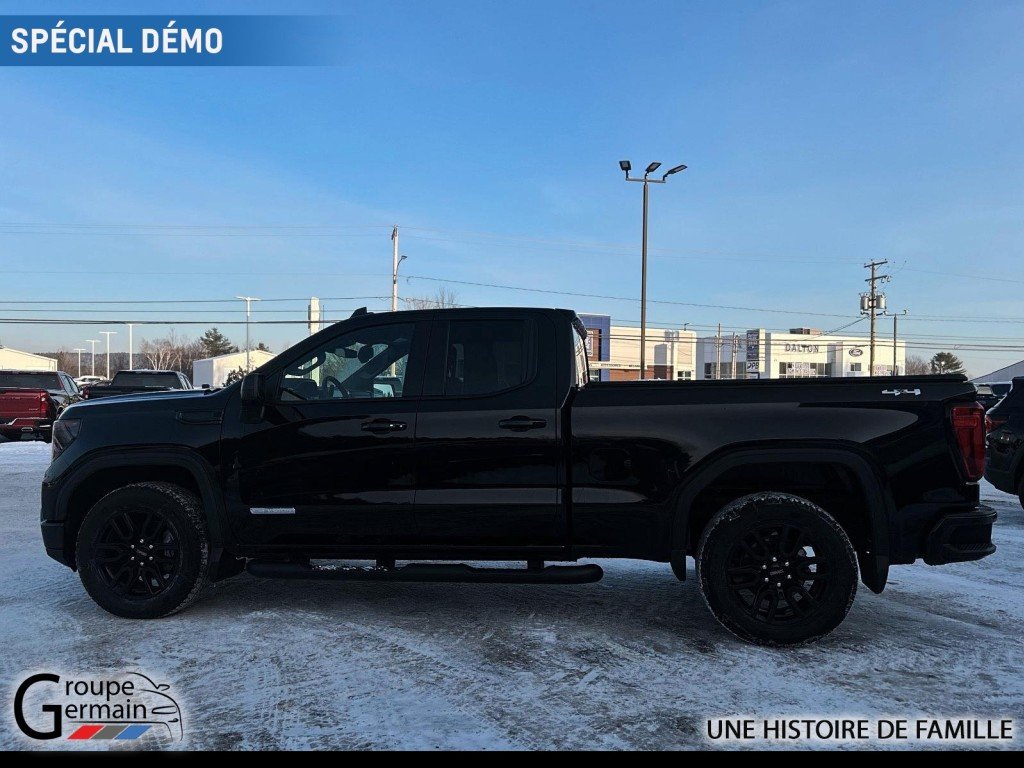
[76,482,210,619]
[696,492,857,646]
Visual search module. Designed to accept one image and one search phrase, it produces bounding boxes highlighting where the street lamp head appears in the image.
[619,160,631,173]
[399,254,408,263]
[644,162,661,175]
[662,163,687,180]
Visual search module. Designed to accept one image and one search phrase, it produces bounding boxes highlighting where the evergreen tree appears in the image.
[199,327,238,357]
[930,351,966,375]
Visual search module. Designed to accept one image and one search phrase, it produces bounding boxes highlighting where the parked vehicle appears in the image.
[80,370,193,400]
[74,375,108,388]
[984,377,1024,509]
[0,370,80,442]
[975,382,1011,411]
[40,308,994,645]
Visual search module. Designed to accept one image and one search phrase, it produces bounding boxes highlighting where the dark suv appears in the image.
[985,377,1024,508]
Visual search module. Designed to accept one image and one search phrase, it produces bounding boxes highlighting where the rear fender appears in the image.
[670,445,893,593]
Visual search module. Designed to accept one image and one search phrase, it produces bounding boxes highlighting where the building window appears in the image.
[703,363,745,380]
[850,362,862,372]
[676,370,693,380]
[778,361,833,379]
[586,329,602,361]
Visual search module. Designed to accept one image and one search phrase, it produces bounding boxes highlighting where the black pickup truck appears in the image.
[40,307,994,645]
[80,369,193,400]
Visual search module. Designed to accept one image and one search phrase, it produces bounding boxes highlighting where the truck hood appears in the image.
[65,387,229,416]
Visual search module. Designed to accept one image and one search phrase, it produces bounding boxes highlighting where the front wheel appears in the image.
[696,493,858,646]
[76,482,210,619]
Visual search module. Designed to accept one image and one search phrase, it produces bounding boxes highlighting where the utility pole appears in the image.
[619,160,687,379]
[236,296,261,372]
[731,333,740,380]
[126,323,134,370]
[100,331,117,379]
[861,261,890,377]
[715,323,723,380]
[87,339,100,377]
[73,348,85,378]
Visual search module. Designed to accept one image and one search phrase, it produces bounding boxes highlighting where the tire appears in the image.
[696,492,857,646]
[75,482,210,619]
[1018,477,1024,512]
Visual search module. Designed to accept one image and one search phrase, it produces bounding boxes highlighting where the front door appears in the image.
[413,314,565,547]
[233,318,427,548]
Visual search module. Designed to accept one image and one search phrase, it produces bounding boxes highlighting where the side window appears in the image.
[443,320,532,397]
[573,330,589,388]
[61,374,79,394]
[279,322,415,402]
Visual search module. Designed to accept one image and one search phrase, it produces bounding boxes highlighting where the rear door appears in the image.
[413,312,565,547]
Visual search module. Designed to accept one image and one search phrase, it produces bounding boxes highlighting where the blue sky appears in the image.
[1,0,1022,376]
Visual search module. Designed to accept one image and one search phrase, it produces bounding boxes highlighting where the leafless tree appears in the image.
[401,287,459,310]
[905,355,929,375]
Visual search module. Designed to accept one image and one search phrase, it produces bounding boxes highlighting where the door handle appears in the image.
[361,418,407,434]
[498,416,547,431]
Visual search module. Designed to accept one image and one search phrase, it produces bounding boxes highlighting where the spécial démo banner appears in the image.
[0,15,341,66]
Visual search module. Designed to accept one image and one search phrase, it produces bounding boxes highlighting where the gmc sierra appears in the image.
[40,307,995,645]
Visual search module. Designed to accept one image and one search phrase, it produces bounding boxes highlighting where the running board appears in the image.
[246,560,603,584]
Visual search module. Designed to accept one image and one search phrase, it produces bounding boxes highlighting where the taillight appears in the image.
[38,393,49,417]
[81,387,90,400]
[951,403,985,481]
[986,415,1007,433]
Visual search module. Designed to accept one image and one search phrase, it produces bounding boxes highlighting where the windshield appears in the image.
[0,373,61,390]
[111,373,184,388]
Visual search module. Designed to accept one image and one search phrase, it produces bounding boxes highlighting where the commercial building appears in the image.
[696,328,906,380]
[192,349,276,388]
[0,345,57,371]
[578,314,696,381]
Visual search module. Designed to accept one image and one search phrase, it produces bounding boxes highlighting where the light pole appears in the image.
[126,323,134,370]
[392,253,407,312]
[100,331,117,379]
[73,348,85,378]
[619,160,687,379]
[236,296,261,372]
[87,339,100,377]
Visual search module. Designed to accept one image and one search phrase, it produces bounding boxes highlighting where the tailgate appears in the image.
[0,389,49,420]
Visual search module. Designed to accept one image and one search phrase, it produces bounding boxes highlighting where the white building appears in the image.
[603,325,697,381]
[0,346,57,371]
[696,328,906,380]
[192,350,276,388]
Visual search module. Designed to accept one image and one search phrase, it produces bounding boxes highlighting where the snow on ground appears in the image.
[1,440,1021,750]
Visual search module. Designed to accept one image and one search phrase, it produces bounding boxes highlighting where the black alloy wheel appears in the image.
[76,482,211,619]
[724,522,827,625]
[697,492,858,645]
[93,508,182,598]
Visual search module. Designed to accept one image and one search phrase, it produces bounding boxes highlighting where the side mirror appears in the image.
[240,373,266,404]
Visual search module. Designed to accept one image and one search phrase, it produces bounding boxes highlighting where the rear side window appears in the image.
[0,373,60,390]
[443,320,534,396]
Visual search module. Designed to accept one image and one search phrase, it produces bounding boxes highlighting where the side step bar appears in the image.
[246,560,604,584]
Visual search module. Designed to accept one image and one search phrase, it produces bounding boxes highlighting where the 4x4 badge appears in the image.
[882,388,922,397]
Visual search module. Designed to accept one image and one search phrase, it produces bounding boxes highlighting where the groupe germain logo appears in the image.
[13,672,183,743]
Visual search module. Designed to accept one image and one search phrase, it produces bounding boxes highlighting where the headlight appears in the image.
[51,419,81,460]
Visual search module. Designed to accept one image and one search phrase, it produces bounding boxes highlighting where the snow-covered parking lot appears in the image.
[1,440,1021,750]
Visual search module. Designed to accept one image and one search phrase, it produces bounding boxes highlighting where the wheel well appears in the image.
[686,461,871,554]
[63,465,203,568]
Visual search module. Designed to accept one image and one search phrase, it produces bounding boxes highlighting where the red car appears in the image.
[0,370,81,443]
